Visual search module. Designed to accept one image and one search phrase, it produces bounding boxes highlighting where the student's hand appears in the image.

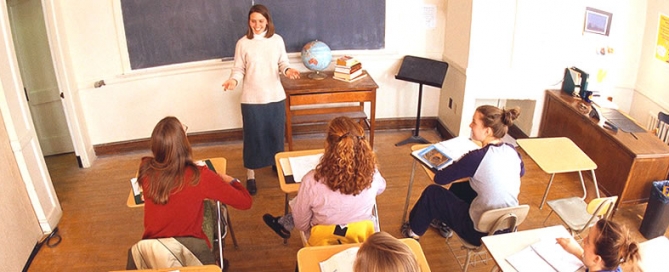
[286,68,300,79]
[218,173,237,184]
[556,237,583,257]
[222,79,237,91]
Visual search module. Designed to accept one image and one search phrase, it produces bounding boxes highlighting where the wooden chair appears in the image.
[445,204,530,272]
[543,196,618,239]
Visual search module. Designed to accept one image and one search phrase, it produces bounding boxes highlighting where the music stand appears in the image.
[394,56,449,146]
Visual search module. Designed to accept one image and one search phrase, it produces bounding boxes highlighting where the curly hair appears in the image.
[314,117,377,195]
[138,116,199,204]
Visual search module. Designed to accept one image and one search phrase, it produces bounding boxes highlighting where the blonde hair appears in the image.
[353,232,420,272]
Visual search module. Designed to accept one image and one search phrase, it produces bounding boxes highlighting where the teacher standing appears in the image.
[222,4,300,196]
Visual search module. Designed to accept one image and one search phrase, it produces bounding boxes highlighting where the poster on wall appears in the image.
[655,14,669,63]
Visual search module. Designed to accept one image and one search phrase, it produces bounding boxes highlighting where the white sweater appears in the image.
[229,33,291,104]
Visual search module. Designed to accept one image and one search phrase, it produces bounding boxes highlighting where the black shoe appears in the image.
[246,179,257,196]
[263,214,291,238]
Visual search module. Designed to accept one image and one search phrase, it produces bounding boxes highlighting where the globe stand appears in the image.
[308,70,327,80]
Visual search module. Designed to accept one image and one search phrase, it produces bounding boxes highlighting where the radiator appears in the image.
[648,111,669,145]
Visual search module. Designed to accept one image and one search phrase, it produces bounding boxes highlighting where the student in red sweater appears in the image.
[138,116,252,262]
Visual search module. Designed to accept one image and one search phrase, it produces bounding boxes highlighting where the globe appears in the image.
[301,40,332,80]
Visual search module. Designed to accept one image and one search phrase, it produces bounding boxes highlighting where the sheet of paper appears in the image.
[130,177,140,195]
[318,247,359,272]
[531,239,584,272]
[505,245,556,272]
[279,158,292,176]
[288,154,322,183]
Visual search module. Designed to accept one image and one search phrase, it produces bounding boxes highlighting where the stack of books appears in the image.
[333,56,365,82]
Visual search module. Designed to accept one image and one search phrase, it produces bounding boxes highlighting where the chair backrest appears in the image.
[655,112,669,144]
[586,196,618,218]
[305,219,376,247]
[476,204,530,235]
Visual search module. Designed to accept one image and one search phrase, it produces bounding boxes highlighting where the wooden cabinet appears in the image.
[539,90,669,207]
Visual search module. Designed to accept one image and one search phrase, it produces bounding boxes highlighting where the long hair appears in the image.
[314,116,376,195]
[353,232,420,272]
[594,219,640,271]
[476,105,521,138]
[138,116,199,204]
[245,4,275,39]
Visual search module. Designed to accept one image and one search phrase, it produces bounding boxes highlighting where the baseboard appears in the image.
[94,117,442,156]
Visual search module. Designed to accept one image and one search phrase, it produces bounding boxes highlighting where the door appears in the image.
[0,0,62,234]
[7,0,73,156]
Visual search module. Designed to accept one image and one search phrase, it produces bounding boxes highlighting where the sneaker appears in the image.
[430,219,453,238]
[400,222,420,240]
[246,179,257,196]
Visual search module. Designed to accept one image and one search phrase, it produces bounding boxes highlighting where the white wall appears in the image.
[441,0,646,137]
[631,0,669,124]
[50,0,448,145]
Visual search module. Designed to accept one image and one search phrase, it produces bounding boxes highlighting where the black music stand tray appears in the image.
[394,56,449,146]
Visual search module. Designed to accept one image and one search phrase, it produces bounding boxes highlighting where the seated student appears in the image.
[263,116,386,240]
[402,105,524,246]
[557,219,641,272]
[354,231,420,272]
[136,116,253,266]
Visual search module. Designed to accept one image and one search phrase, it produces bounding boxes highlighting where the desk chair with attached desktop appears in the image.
[126,158,236,271]
[516,137,600,209]
[275,149,381,246]
[297,238,432,272]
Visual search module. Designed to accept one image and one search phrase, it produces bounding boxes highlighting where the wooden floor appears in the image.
[29,129,665,271]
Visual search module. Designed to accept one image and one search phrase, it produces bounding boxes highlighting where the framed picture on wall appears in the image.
[584,7,613,36]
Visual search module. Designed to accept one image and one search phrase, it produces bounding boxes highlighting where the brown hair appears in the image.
[594,219,640,271]
[476,105,521,138]
[138,116,199,204]
[314,117,376,195]
[245,4,275,39]
[354,232,420,272]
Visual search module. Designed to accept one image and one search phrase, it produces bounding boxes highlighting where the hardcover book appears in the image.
[410,137,480,172]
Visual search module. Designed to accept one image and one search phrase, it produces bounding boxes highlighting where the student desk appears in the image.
[540,90,669,208]
[516,137,599,209]
[296,238,431,272]
[638,236,669,271]
[274,149,324,244]
[280,70,377,151]
[111,264,222,272]
[481,225,575,272]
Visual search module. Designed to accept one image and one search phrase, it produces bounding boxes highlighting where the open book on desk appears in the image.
[319,246,359,272]
[506,239,584,272]
[411,137,480,172]
[279,153,323,184]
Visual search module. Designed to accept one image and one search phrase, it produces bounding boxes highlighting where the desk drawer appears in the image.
[290,91,374,105]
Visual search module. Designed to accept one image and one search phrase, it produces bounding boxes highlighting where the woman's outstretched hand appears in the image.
[222,79,238,91]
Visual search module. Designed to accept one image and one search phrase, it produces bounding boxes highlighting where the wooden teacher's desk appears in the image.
[540,90,669,207]
[281,71,377,150]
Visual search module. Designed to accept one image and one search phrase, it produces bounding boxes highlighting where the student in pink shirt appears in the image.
[263,117,386,239]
